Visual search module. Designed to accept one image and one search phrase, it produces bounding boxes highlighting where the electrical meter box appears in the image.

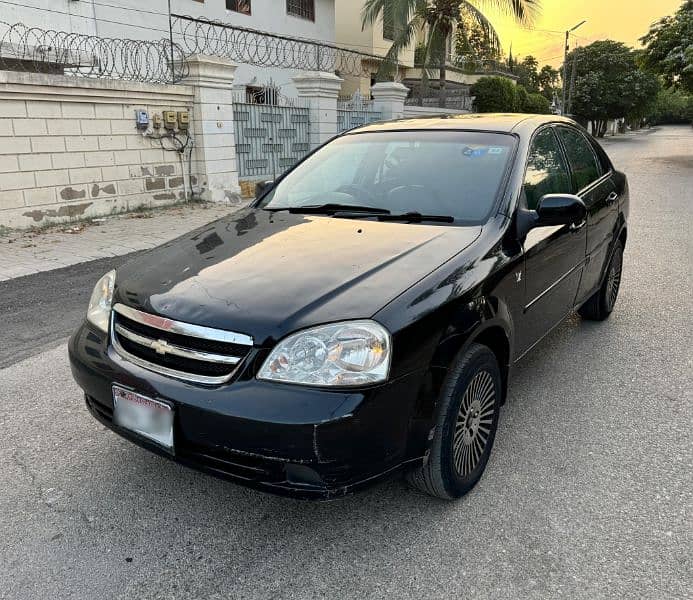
[152,114,162,129]
[135,110,149,130]
[178,111,190,130]
[163,111,177,130]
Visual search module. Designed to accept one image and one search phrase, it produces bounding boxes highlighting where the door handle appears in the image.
[606,192,619,204]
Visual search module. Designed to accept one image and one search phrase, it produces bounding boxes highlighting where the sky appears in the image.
[480,0,683,67]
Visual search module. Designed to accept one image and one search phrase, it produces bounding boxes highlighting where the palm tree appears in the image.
[362,0,538,107]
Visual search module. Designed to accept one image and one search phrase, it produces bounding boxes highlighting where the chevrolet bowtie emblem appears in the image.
[151,339,170,355]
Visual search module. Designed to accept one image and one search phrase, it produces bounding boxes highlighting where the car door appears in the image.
[518,126,587,355]
[555,126,618,304]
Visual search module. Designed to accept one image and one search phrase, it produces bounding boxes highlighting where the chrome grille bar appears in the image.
[111,334,234,386]
[114,324,241,365]
[112,303,253,346]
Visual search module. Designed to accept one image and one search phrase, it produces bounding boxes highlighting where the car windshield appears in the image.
[257,130,516,224]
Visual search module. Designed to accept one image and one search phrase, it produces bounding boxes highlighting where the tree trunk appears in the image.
[438,62,447,108]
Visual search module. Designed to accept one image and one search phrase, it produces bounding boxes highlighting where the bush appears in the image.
[471,76,517,112]
[523,92,551,114]
[514,85,530,112]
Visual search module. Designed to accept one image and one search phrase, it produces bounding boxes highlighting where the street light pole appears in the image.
[561,20,587,115]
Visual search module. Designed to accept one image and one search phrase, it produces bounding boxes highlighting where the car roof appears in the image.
[350,113,578,136]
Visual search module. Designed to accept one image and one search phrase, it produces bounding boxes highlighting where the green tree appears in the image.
[648,86,693,124]
[566,40,661,136]
[362,0,538,107]
[453,5,501,72]
[471,76,517,112]
[537,64,559,100]
[640,0,693,92]
[515,55,539,92]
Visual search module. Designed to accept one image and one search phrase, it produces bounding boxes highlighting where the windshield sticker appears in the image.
[462,146,488,158]
[488,147,505,154]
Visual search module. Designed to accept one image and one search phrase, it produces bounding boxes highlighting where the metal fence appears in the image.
[404,95,475,111]
[0,21,187,84]
[232,89,311,180]
[337,92,383,132]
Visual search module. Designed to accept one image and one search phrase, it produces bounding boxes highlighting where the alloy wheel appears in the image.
[453,370,496,477]
[606,250,623,311]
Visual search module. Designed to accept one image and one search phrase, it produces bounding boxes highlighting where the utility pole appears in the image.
[567,47,579,115]
[561,20,586,115]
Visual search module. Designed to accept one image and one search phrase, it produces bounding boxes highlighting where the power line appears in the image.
[0,0,174,35]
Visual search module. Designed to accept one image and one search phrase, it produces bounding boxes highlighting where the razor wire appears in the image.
[171,14,385,79]
[0,15,390,84]
[0,21,188,84]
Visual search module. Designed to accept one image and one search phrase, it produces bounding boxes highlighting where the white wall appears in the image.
[0,70,196,229]
[2,0,336,95]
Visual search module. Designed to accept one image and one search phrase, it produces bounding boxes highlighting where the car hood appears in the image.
[113,208,481,344]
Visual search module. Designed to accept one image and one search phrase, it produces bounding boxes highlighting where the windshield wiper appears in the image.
[282,203,391,215]
[334,211,454,223]
[380,212,454,223]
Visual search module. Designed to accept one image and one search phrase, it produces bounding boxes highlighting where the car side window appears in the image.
[592,142,612,175]
[523,128,572,210]
[556,127,602,192]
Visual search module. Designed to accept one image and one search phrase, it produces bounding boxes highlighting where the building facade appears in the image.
[335,0,515,104]
[1,0,336,95]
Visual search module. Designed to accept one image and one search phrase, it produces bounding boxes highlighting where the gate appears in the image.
[233,89,311,181]
[337,91,383,132]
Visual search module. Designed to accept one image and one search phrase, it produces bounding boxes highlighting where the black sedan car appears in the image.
[69,114,628,500]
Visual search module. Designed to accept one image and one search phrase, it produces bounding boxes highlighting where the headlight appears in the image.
[86,270,115,332]
[257,320,391,387]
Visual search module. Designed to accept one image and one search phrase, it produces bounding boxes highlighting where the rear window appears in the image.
[259,130,516,224]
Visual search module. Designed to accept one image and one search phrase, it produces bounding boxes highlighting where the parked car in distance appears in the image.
[69,114,628,500]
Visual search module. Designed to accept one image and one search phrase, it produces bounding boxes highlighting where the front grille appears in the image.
[111,303,253,385]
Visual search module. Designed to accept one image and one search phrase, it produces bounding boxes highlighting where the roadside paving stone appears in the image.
[0,201,245,279]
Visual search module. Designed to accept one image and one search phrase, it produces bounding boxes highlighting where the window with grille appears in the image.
[383,5,405,41]
[286,0,315,21]
[226,0,251,15]
[383,5,395,40]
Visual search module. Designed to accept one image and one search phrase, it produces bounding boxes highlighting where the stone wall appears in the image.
[0,71,196,229]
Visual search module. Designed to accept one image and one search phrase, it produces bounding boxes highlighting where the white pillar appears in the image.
[371,81,410,121]
[184,55,241,203]
[292,71,344,149]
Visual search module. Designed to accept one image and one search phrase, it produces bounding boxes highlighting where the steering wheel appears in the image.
[335,184,377,205]
[386,185,443,213]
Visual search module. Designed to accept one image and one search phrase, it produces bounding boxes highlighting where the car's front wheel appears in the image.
[406,343,501,500]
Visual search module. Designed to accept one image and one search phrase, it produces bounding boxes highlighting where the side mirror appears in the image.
[536,194,586,227]
[516,194,586,240]
[255,180,274,200]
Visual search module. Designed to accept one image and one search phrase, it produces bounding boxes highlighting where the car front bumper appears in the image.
[68,321,426,499]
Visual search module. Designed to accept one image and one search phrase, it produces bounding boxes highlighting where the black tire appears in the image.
[578,240,624,321]
[406,343,502,500]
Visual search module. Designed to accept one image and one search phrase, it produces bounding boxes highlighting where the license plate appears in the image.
[112,386,174,450]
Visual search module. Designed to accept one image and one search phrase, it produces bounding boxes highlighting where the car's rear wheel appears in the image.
[579,240,624,321]
[406,343,501,500]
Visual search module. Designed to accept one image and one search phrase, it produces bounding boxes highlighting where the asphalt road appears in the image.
[1,125,691,600]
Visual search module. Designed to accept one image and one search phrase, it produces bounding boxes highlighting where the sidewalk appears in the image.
[0,201,244,281]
